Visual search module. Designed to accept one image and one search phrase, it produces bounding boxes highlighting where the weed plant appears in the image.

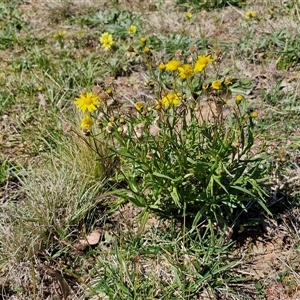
[72,31,271,229]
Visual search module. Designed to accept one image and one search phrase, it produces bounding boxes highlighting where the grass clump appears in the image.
[175,0,244,10]
[88,224,236,299]
[0,0,27,50]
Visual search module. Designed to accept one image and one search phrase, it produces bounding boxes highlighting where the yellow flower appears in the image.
[80,115,94,130]
[206,55,214,63]
[211,80,223,90]
[194,61,206,72]
[155,103,162,110]
[245,11,257,18]
[283,276,292,284]
[158,63,166,71]
[54,30,66,38]
[99,32,114,51]
[185,12,193,19]
[178,64,194,80]
[106,88,113,95]
[165,60,181,71]
[135,101,144,111]
[140,37,147,44]
[250,111,258,118]
[235,94,244,104]
[127,25,137,34]
[74,92,101,112]
[161,93,181,108]
[144,46,151,53]
[194,55,214,72]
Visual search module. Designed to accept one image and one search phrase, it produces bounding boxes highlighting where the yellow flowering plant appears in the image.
[127,25,137,34]
[71,36,270,228]
[54,30,66,49]
[99,32,114,51]
[245,11,257,18]
[75,92,101,112]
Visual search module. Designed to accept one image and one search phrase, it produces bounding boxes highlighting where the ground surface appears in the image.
[1,0,300,299]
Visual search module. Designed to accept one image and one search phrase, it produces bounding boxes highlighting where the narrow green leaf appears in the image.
[171,186,180,207]
[213,175,228,194]
[152,172,174,181]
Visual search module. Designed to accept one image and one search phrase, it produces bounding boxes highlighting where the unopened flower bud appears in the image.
[140,37,147,44]
[99,92,109,101]
[250,111,258,118]
[175,50,182,59]
[155,103,162,110]
[62,123,72,133]
[235,94,244,105]
[202,83,209,90]
[159,63,166,71]
[126,45,134,52]
[106,124,114,133]
[189,45,197,53]
[82,128,91,136]
[119,116,125,124]
[106,88,113,96]
[96,119,103,126]
[225,77,234,85]
[144,46,150,54]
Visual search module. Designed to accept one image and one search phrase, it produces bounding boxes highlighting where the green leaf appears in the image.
[115,147,135,159]
[213,175,228,194]
[152,172,174,181]
[170,186,180,207]
[230,185,255,197]
[126,195,146,207]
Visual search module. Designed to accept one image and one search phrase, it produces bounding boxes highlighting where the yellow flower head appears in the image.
[99,32,114,50]
[250,111,258,118]
[178,64,194,80]
[54,30,66,39]
[165,60,181,71]
[211,80,223,90]
[140,37,147,44]
[135,101,144,111]
[235,94,244,104]
[75,92,101,112]
[161,93,181,108]
[194,55,214,72]
[127,25,137,34]
[245,11,257,18]
[155,103,162,111]
[206,55,214,63]
[144,46,151,53]
[80,115,94,130]
[158,62,166,71]
[185,12,193,19]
